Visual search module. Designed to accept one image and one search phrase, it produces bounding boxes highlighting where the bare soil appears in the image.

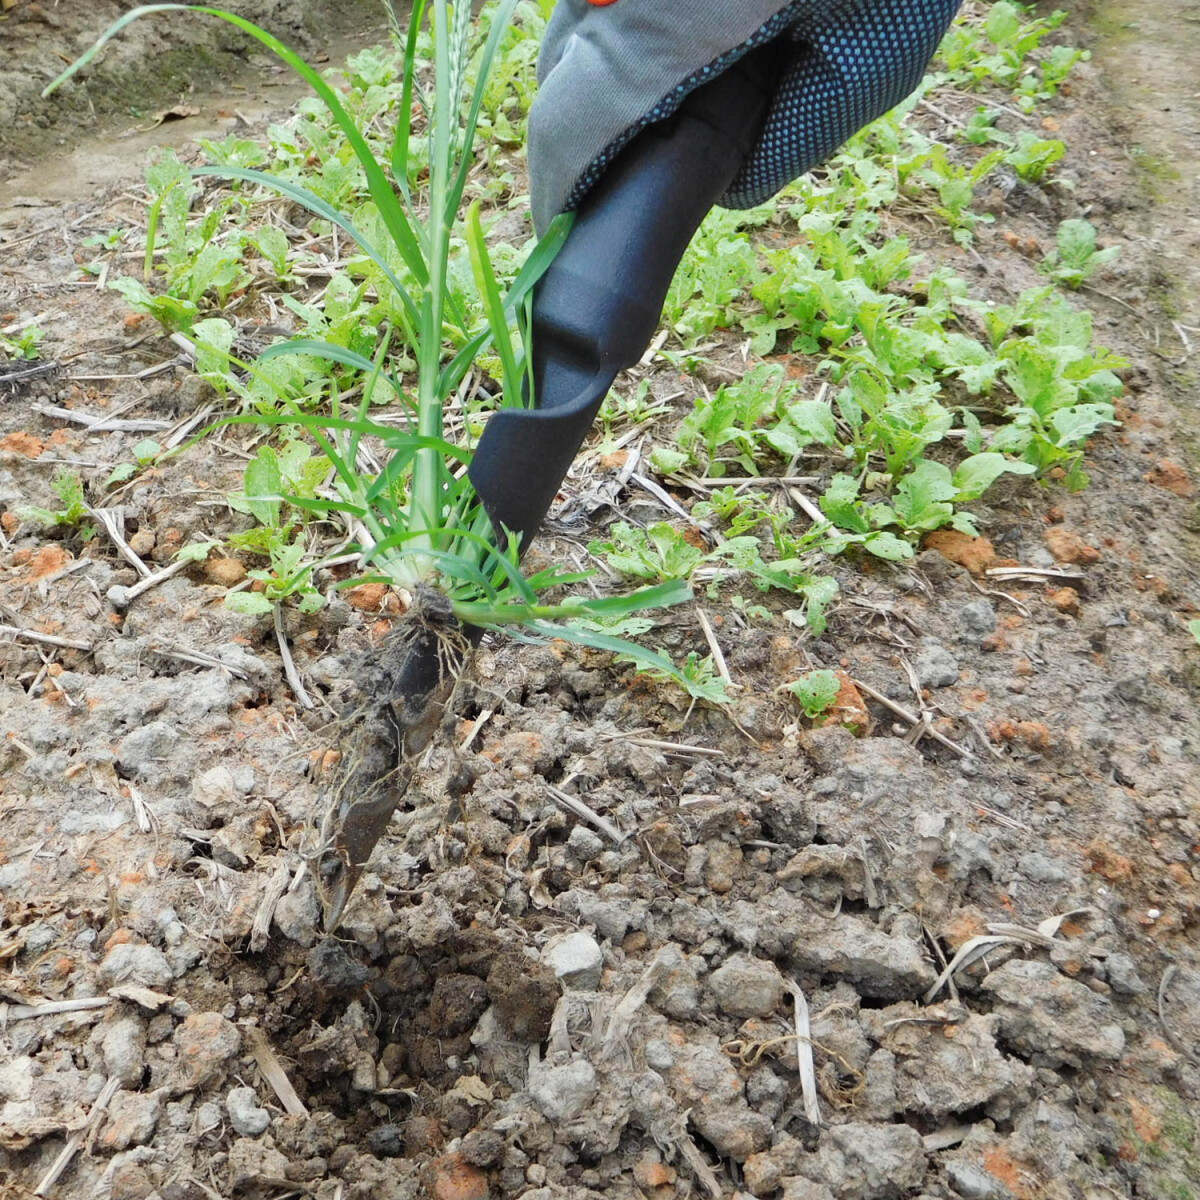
[0,0,384,194]
[2,6,1199,1200]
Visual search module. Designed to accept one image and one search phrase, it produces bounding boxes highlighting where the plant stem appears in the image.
[409,0,455,578]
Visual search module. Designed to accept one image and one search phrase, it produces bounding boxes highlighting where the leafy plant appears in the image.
[107,438,163,487]
[0,324,45,360]
[678,364,798,475]
[226,534,326,615]
[1040,218,1121,289]
[589,522,705,583]
[913,144,1004,244]
[21,471,94,536]
[589,517,841,634]
[620,650,732,705]
[937,2,1081,110]
[787,669,840,719]
[1005,131,1065,183]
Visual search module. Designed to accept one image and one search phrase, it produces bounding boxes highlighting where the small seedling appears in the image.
[21,471,94,536]
[1005,131,1065,183]
[787,669,841,719]
[107,438,163,487]
[622,650,731,706]
[0,325,45,361]
[1040,218,1121,289]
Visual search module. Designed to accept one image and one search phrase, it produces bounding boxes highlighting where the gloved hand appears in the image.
[529,0,962,234]
[470,0,962,546]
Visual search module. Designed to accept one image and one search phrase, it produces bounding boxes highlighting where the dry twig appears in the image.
[244,1025,309,1117]
[33,1075,120,1196]
[852,677,973,759]
[1157,965,1200,1065]
[274,605,314,710]
[546,785,626,846]
[600,947,673,1060]
[784,980,822,1127]
[250,859,292,954]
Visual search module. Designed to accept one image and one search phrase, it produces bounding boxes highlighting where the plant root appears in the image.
[314,588,474,930]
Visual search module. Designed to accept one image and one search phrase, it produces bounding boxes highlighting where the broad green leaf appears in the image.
[784,399,839,447]
[862,531,915,561]
[177,541,219,563]
[891,460,956,531]
[225,591,275,615]
[1049,404,1116,447]
[953,452,1036,500]
[820,474,869,534]
[243,446,283,528]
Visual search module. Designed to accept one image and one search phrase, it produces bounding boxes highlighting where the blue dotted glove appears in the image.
[528,0,962,233]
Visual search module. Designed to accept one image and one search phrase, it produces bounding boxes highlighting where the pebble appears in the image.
[914,640,960,689]
[633,1151,678,1191]
[860,1049,898,1121]
[958,598,997,638]
[566,824,605,862]
[98,1089,163,1151]
[982,959,1125,1066]
[559,888,639,942]
[0,1055,33,1102]
[707,954,785,1018]
[745,1065,786,1119]
[543,931,603,991]
[195,1100,223,1135]
[667,1040,772,1160]
[460,1128,505,1168]
[273,878,321,947]
[226,1086,270,1137]
[367,1124,405,1157]
[191,765,238,812]
[945,1160,1008,1200]
[1016,851,1071,883]
[23,921,58,955]
[821,1122,927,1197]
[116,720,180,774]
[704,841,744,894]
[98,943,173,989]
[405,893,457,950]
[423,1152,490,1200]
[227,1139,290,1190]
[1103,952,1149,996]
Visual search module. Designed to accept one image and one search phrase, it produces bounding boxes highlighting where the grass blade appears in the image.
[466,202,521,404]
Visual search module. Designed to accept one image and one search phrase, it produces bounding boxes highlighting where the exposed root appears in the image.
[313,590,475,929]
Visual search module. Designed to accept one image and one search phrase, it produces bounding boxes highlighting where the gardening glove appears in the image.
[528,0,963,234]
[469,0,961,547]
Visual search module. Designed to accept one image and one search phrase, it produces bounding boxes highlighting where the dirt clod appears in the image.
[925,530,999,574]
[423,1152,490,1200]
[1043,526,1101,565]
[172,1013,241,1090]
[486,952,561,1041]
